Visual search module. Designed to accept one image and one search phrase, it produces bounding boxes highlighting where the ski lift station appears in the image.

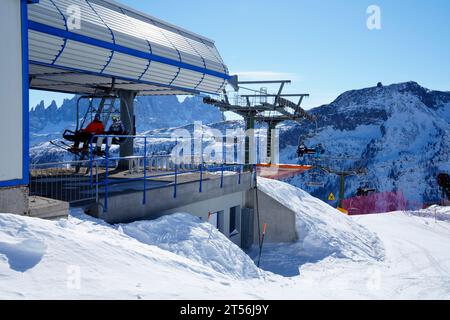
[0,0,313,248]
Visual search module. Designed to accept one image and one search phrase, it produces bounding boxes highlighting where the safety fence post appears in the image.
[143,137,147,205]
[220,162,224,189]
[199,163,203,193]
[95,160,99,204]
[104,137,109,212]
[238,164,242,185]
[174,164,177,198]
[89,136,94,186]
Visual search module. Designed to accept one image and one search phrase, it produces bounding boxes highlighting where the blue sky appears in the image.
[30,0,450,112]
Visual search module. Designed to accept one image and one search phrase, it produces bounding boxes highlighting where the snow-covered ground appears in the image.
[0,179,449,299]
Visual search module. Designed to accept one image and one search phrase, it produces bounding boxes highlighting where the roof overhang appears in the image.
[27,0,230,96]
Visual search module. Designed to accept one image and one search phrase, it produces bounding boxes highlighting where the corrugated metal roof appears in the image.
[28,0,229,96]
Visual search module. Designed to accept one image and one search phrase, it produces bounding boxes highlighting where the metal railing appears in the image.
[30,133,261,211]
[30,159,96,204]
[90,153,247,213]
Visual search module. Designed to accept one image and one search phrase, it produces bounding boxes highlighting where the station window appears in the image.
[209,211,224,234]
[229,206,240,236]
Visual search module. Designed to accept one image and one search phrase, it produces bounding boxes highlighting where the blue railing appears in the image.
[88,134,250,213]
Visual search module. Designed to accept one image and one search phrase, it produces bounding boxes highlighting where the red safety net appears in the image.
[342,191,408,216]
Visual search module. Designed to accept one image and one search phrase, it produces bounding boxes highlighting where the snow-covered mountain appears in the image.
[29,95,223,146]
[280,81,450,206]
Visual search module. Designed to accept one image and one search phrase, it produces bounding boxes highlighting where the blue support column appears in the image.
[173,164,177,198]
[238,164,242,185]
[104,138,109,212]
[199,164,203,193]
[220,163,224,188]
[143,137,147,205]
[89,137,94,186]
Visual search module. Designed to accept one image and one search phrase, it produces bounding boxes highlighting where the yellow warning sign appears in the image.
[328,193,335,201]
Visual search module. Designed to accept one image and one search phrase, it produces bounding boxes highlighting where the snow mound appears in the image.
[0,212,261,299]
[408,205,450,222]
[258,178,384,262]
[120,213,262,279]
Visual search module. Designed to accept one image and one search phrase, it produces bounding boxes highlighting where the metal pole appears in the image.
[257,223,267,267]
[238,164,242,185]
[95,161,99,204]
[143,137,147,205]
[199,163,203,193]
[104,137,109,212]
[339,174,345,208]
[89,136,94,185]
[245,114,255,166]
[174,164,177,198]
[220,163,224,188]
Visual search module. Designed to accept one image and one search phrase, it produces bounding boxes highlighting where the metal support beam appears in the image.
[266,121,280,164]
[339,174,345,209]
[245,113,256,165]
[238,80,291,85]
[241,94,309,98]
[118,90,137,170]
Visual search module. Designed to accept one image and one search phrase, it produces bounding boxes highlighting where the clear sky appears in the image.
[30,0,450,113]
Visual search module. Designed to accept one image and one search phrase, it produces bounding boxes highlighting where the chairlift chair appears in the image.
[61,95,133,155]
[50,94,134,173]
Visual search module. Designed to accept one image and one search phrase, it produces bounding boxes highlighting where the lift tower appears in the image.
[318,166,367,209]
[204,80,315,165]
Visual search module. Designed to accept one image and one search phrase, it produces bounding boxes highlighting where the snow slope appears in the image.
[1,180,450,299]
[0,211,266,299]
[257,178,383,264]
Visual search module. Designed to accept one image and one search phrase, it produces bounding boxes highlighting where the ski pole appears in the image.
[257,223,267,268]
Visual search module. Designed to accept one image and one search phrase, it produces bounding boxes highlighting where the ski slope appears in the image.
[0,179,449,299]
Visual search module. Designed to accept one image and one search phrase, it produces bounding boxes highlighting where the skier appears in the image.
[314,143,325,159]
[107,116,125,136]
[297,144,308,158]
[296,143,325,158]
[71,114,105,154]
[105,116,125,147]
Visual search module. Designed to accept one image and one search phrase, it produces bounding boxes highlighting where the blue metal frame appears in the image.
[28,21,230,81]
[1,0,30,188]
[48,0,67,65]
[29,60,201,96]
[143,137,147,205]
[86,0,116,74]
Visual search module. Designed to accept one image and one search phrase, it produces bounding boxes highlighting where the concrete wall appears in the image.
[94,173,254,247]
[92,172,298,247]
[0,0,24,183]
[100,172,253,224]
[248,188,298,244]
[0,186,29,215]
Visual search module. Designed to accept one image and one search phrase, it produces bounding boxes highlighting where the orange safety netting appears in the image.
[256,164,313,180]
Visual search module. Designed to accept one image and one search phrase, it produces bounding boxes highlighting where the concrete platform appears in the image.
[28,196,69,220]
[0,186,29,215]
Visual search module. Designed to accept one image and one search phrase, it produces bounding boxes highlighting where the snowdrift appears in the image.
[119,213,261,280]
[0,212,261,299]
[258,178,384,262]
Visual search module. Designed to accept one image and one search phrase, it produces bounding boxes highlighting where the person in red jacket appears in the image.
[72,114,105,153]
[83,114,105,135]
